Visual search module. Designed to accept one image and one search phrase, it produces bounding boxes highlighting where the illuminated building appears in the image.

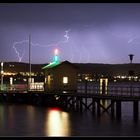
[0,62,45,91]
[42,49,78,91]
[43,61,140,92]
[43,61,78,91]
[1,58,140,92]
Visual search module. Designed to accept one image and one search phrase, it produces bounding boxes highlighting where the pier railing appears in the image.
[77,84,140,97]
[1,82,140,97]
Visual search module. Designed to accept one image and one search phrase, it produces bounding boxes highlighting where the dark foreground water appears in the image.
[0,102,140,137]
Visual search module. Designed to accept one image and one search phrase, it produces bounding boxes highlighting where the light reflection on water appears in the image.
[45,107,70,136]
[0,102,140,136]
[0,105,5,129]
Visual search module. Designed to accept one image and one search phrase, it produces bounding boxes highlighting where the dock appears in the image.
[0,87,140,121]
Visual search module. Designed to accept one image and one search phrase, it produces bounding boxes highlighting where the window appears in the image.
[63,77,68,84]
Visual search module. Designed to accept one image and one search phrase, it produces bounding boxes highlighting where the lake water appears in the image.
[0,101,140,137]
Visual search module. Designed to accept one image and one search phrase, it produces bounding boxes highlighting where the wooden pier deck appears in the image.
[0,88,140,121]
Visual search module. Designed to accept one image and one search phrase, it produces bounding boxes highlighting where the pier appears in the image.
[0,85,140,121]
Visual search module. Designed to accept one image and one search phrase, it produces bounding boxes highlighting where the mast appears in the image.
[29,34,31,87]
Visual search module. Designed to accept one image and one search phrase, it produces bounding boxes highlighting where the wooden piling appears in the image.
[111,100,115,118]
[92,97,95,115]
[116,100,121,120]
[133,100,139,121]
[80,97,83,111]
[97,100,101,116]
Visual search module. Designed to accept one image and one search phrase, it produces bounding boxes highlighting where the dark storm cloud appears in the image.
[1,3,139,27]
[1,3,140,64]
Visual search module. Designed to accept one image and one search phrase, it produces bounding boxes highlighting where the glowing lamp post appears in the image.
[1,62,3,90]
[85,77,88,105]
[128,54,134,96]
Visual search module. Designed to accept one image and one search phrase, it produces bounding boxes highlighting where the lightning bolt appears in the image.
[31,29,71,48]
[128,36,140,45]
[13,29,71,62]
[13,27,92,64]
[13,40,29,62]
[64,29,71,42]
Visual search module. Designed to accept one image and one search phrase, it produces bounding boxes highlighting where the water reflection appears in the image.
[100,99,108,112]
[45,107,70,137]
[0,104,4,126]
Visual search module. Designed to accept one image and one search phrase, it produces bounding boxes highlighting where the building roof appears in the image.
[42,60,78,70]
[42,61,59,70]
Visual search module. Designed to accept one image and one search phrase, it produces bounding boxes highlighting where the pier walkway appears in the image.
[0,85,140,120]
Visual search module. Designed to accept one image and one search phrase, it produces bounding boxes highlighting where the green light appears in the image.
[54,55,59,62]
[42,55,60,69]
[42,49,60,70]
[42,61,59,69]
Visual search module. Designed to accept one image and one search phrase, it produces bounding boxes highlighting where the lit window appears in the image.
[63,77,68,84]
[23,79,27,82]
[10,77,13,85]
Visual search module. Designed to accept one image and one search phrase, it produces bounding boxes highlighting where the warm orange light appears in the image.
[63,77,68,84]
[100,78,108,94]
[1,62,3,67]
[48,75,51,89]
[45,109,70,136]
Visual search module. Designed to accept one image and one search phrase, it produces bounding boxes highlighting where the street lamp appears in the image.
[128,54,134,96]
[85,77,88,105]
[128,54,134,64]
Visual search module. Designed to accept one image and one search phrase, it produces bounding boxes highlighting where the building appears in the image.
[43,61,78,91]
[0,62,46,91]
[1,61,140,92]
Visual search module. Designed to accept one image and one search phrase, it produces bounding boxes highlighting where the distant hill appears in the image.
[1,62,140,76]
[1,62,47,72]
[74,63,140,76]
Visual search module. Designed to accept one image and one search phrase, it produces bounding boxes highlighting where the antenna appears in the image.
[29,34,31,89]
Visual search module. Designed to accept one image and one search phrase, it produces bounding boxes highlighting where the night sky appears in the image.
[0,3,140,64]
